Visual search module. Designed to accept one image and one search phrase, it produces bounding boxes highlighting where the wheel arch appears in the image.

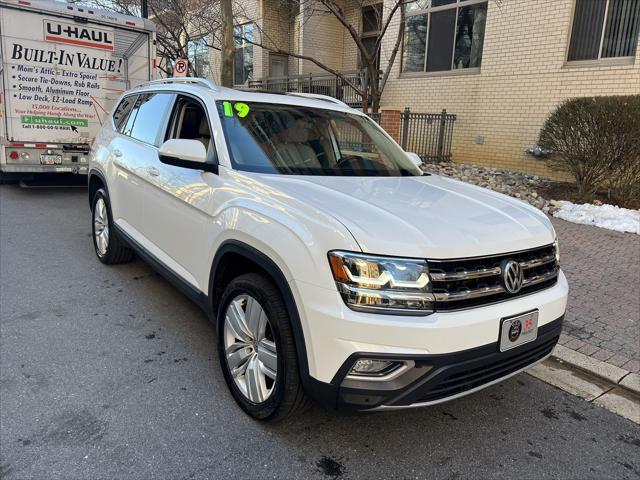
[88,169,108,208]
[209,240,311,386]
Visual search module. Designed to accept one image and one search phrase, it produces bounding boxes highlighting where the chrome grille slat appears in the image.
[433,284,504,302]
[522,270,559,287]
[429,253,556,281]
[429,267,501,281]
[427,244,559,311]
[520,254,556,270]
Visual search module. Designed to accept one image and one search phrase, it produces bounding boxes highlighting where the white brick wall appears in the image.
[379,0,640,178]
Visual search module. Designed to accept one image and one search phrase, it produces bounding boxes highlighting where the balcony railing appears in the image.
[246,71,366,108]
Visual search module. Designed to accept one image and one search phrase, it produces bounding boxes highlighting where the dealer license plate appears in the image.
[40,154,62,165]
[499,310,538,352]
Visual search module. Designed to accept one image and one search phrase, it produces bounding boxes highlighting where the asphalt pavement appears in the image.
[1,184,639,480]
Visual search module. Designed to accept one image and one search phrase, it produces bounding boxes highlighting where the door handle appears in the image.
[146,166,160,177]
[112,149,123,158]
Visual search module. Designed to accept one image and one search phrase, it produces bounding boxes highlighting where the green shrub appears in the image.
[539,95,640,203]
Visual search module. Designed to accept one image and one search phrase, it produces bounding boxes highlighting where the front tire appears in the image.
[217,273,306,421]
[91,188,133,264]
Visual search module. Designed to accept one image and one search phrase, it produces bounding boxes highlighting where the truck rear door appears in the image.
[0,5,151,146]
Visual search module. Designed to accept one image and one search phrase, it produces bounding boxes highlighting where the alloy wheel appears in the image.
[223,294,278,403]
[94,197,109,256]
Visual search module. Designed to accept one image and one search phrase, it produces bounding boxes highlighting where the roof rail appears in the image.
[286,92,349,108]
[134,77,219,91]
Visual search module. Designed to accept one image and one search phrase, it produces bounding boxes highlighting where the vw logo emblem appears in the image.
[501,259,524,294]
[509,319,522,341]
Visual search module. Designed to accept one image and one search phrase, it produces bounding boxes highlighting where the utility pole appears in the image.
[141,0,148,18]
[220,0,233,87]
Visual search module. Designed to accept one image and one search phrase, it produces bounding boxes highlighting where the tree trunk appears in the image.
[220,0,234,87]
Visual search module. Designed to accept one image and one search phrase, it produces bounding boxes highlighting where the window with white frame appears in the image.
[568,0,640,62]
[187,36,210,78]
[234,23,255,85]
[402,0,488,74]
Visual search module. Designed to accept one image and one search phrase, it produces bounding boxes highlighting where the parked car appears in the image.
[88,78,568,421]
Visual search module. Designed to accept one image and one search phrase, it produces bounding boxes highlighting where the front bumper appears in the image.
[307,316,563,410]
[291,270,568,410]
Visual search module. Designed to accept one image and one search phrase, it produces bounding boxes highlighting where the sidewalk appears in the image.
[552,217,639,373]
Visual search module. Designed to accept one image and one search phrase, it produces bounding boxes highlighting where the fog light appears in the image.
[349,359,402,377]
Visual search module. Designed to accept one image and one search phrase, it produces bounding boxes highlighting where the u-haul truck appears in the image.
[0,0,156,180]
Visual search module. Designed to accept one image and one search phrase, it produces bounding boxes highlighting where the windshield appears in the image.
[216,101,422,176]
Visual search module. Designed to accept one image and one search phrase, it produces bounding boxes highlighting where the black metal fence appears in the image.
[400,108,456,162]
[368,112,381,123]
[247,71,365,108]
[338,109,455,163]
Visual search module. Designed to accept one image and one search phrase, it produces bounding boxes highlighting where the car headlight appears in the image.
[328,251,434,315]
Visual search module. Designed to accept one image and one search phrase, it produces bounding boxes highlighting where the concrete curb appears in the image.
[527,345,640,424]
[551,345,640,395]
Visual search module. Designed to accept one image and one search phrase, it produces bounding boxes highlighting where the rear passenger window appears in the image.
[126,93,175,145]
[112,95,137,132]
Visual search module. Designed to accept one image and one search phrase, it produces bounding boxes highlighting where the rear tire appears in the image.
[217,273,306,421]
[91,188,133,264]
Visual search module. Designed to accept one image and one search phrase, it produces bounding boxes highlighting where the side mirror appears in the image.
[406,152,423,168]
[158,139,216,172]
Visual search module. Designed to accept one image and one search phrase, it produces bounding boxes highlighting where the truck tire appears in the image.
[91,188,133,264]
[217,273,307,421]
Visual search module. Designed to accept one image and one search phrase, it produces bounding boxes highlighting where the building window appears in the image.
[269,53,288,77]
[402,0,487,74]
[187,36,210,78]
[234,23,255,85]
[568,0,640,61]
[361,4,382,70]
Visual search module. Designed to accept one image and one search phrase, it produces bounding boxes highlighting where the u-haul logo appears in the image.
[43,20,114,51]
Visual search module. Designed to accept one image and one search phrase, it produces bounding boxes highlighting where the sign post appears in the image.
[173,58,188,77]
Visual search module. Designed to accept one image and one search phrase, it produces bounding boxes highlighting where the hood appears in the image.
[248,173,556,259]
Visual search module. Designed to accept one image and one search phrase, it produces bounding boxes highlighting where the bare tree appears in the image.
[86,0,223,77]
[234,0,406,112]
[220,0,235,86]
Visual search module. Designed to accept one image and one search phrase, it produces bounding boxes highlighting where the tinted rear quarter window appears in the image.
[126,93,176,145]
[113,95,137,132]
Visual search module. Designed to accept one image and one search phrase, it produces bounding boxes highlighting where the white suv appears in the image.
[89,78,568,421]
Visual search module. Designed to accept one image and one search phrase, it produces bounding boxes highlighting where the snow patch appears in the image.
[552,201,640,234]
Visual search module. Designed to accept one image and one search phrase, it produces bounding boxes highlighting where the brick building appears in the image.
[190,0,640,177]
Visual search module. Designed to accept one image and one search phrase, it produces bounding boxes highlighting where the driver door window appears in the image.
[166,96,214,158]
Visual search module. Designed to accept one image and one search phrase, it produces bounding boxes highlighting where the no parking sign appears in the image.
[173,58,188,76]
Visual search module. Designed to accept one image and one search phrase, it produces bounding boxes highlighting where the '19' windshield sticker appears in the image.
[223,101,250,118]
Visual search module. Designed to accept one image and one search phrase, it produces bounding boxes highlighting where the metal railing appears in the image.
[368,112,381,123]
[366,109,456,162]
[247,71,366,108]
[399,108,456,162]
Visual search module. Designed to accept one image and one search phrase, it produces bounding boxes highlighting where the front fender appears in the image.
[206,199,360,291]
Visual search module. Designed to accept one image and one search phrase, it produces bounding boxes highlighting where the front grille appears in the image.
[415,335,558,403]
[428,244,558,311]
